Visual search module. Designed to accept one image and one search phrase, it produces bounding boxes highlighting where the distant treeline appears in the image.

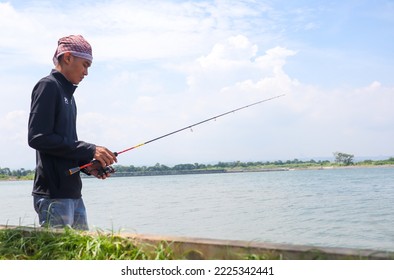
[113,157,394,174]
[113,159,332,173]
[0,167,33,179]
[1,157,394,180]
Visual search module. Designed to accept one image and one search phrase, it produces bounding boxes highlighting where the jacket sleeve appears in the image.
[28,79,96,161]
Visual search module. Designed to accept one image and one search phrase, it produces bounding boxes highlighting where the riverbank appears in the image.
[1,225,392,260]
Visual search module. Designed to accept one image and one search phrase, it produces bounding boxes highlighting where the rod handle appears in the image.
[67,167,81,176]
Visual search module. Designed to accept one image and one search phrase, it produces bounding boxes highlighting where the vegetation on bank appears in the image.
[2,155,394,180]
[114,155,394,174]
[0,227,172,260]
[0,227,278,260]
[2,227,390,260]
[0,168,34,180]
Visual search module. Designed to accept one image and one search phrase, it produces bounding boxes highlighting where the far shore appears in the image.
[2,164,394,182]
[289,164,394,170]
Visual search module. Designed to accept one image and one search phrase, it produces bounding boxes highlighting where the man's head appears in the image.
[53,35,93,85]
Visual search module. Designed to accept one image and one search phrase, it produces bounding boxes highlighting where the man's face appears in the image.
[63,53,91,85]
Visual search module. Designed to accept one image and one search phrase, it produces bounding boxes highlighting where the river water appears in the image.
[1,167,394,251]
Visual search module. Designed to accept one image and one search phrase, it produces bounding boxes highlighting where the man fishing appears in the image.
[28,35,117,230]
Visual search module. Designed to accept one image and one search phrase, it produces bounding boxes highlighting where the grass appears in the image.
[0,227,174,260]
[1,227,391,260]
[0,227,285,260]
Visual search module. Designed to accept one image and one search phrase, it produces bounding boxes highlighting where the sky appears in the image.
[0,0,393,169]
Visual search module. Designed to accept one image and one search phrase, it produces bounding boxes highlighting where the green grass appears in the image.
[0,227,174,260]
[1,228,391,260]
[0,227,285,260]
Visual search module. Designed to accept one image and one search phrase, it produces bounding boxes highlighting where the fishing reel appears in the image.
[82,160,115,177]
[97,165,115,176]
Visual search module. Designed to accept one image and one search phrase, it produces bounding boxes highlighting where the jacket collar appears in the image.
[50,69,78,95]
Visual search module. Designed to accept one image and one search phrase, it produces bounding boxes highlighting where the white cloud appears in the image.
[0,1,271,65]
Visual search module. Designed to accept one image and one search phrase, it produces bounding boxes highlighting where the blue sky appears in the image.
[0,0,393,169]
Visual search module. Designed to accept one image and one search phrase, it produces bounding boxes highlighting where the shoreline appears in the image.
[2,164,394,182]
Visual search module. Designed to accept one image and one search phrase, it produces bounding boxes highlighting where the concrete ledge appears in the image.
[1,225,393,259]
[119,232,394,260]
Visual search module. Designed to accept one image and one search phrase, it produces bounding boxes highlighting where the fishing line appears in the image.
[68,94,285,175]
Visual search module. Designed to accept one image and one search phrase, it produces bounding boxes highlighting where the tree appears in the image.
[333,152,354,165]
[0,167,11,175]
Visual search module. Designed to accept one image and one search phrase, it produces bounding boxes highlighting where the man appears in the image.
[28,35,117,230]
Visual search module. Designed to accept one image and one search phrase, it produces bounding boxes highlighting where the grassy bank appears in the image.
[0,227,173,260]
[1,227,391,260]
[0,174,34,181]
[0,227,276,260]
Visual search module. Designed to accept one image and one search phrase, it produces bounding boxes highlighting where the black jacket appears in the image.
[28,70,96,198]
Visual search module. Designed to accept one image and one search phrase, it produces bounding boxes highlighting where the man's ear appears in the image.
[63,52,73,64]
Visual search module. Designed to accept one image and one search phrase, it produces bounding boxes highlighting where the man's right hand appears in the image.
[94,146,117,167]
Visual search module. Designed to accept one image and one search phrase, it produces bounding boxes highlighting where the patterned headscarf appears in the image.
[53,35,93,65]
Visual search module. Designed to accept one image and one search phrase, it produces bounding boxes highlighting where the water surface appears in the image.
[1,167,393,251]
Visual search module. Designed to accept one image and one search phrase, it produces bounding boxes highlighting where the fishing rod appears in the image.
[68,94,285,175]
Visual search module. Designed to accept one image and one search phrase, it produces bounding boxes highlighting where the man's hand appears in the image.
[94,146,117,167]
[85,160,115,179]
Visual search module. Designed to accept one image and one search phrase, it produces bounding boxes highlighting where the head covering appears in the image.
[53,35,93,65]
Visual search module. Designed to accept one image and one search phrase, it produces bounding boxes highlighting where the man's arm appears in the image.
[28,80,96,160]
